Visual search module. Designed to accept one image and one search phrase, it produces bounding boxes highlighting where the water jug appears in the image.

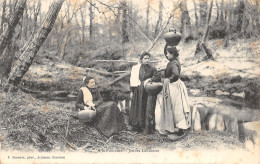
[164,28,182,46]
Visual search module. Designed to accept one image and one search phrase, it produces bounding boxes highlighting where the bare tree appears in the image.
[179,0,191,41]
[154,0,163,38]
[1,0,7,34]
[121,0,129,43]
[80,3,87,42]
[236,0,245,33]
[254,0,260,34]
[0,0,27,56]
[224,0,231,47]
[220,0,224,22]
[58,0,78,61]
[195,0,214,61]
[145,0,150,36]
[5,0,64,93]
[32,0,41,35]
[89,0,94,41]
[193,0,199,28]
[199,0,207,27]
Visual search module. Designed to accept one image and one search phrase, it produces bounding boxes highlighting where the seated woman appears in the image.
[75,76,125,137]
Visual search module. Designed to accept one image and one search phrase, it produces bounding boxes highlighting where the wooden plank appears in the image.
[86,68,118,76]
[94,60,158,63]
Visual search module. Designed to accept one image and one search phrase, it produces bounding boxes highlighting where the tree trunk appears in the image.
[202,0,213,43]
[255,0,260,34]
[146,0,150,36]
[0,0,26,57]
[59,29,72,61]
[5,0,64,92]
[199,1,208,27]
[89,0,93,41]
[121,0,129,43]
[216,2,219,23]
[236,0,245,33]
[154,0,162,38]
[195,0,214,61]
[33,1,41,35]
[224,1,231,47]
[1,0,7,34]
[179,0,191,42]
[220,0,224,22]
[193,0,198,28]
[80,5,86,42]
[0,42,17,79]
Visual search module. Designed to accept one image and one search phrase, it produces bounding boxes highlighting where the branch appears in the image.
[147,13,173,52]
[86,0,138,53]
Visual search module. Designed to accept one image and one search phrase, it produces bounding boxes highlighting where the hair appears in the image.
[164,43,179,58]
[83,76,94,85]
[139,51,151,61]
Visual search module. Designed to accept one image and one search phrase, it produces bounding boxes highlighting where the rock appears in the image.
[195,106,209,130]
[231,92,245,99]
[191,105,201,131]
[215,90,230,96]
[224,116,238,133]
[238,121,260,146]
[189,89,200,96]
[208,113,225,131]
[230,75,242,83]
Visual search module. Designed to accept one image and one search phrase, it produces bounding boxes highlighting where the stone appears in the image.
[208,113,225,131]
[231,92,245,99]
[215,90,230,96]
[238,121,260,147]
[191,105,201,131]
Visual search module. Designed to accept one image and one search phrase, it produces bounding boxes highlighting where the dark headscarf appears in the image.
[139,51,151,60]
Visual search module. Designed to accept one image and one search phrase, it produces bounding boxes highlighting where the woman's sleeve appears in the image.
[151,68,161,82]
[169,61,180,83]
[94,89,103,107]
[75,89,85,111]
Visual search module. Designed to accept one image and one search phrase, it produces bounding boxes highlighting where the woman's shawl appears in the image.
[80,87,94,107]
[130,64,141,87]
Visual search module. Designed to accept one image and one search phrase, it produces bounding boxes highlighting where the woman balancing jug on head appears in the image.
[155,28,191,140]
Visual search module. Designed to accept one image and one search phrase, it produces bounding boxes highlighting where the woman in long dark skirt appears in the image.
[129,51,161,134]
[75,76,125,137]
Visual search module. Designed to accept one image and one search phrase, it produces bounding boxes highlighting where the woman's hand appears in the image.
[184,112,189,118]
[90,105,96,111]
[84,106,89,110]
[130,92,133,99]
[163,78,170,84]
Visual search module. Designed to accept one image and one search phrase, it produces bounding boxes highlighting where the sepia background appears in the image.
[0,0,259,163]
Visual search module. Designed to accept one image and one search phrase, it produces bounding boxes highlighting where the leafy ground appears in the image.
[0,91,244,152]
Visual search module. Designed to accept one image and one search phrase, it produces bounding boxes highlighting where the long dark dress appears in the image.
[129,64,161,131]
[75,87,125,137]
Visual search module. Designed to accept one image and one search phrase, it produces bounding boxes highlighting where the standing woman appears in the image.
[129,51,161,134]
[157,45,191,139]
